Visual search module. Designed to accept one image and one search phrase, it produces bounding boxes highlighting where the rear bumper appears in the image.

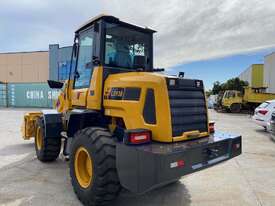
[116,131,241,194]
[252,115,267,127]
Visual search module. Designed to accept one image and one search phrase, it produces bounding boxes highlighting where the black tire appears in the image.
[35,117,61,162]
[230,103,241,113]
[70,127,121,206]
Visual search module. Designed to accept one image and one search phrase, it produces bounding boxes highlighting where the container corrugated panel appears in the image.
[239,66,252,85]
[7,83,61,108]
[0,83,7,107]
[251,64,264,88]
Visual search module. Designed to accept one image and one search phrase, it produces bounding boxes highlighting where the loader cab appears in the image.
[69,15,155,108]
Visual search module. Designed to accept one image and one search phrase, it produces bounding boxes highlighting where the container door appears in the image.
[72,27,95,107]
[0,83,7,107]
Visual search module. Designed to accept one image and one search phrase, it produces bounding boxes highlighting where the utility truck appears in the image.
[22,15,242,206]
[222,87,275,113]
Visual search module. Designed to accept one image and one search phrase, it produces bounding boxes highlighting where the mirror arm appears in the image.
[92,56,101,65]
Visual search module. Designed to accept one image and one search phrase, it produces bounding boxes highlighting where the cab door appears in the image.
[72,27,95,107]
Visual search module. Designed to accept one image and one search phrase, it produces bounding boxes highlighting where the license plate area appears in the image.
[203,141,229,161]
[190,140,230,169]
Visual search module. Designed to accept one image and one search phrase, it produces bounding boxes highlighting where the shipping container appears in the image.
[239,64,264,88]
[0,83,7,107]
[264,52,275,94]
[7,83,61,108]
[239,66,252,84]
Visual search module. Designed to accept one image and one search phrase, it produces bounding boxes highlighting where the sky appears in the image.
[170,47,275,89]
[1,0,275,89]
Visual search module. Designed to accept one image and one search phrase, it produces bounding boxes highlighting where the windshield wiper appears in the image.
[152,68,165,72]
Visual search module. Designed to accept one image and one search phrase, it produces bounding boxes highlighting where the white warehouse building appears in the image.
[264,52,275,93]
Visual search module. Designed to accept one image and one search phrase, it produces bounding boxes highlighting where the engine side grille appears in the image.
[168,79,208,137]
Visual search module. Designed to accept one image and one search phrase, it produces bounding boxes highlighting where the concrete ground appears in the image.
[0,108,275,206]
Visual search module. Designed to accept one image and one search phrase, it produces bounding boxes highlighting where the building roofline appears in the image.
[59,45,73,49]
[264,51,275,58]
[0,50,48,55]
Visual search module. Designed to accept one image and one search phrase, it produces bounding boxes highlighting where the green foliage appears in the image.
[212,81,222,95]
[211,78,248,94]
[205,90,212,97]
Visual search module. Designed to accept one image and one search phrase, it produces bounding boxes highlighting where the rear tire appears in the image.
[70,127,121,206]
[35,117,61,162]
[230,103,241,113]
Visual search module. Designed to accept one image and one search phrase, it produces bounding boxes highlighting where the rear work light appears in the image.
[123,129,152,145]
[258,110,268,115]
[170,159,185,168]
[209,121,215,133]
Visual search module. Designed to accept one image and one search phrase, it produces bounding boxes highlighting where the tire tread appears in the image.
[70,127,121,206]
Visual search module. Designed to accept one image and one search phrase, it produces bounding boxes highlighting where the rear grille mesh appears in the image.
[168,80,208,137]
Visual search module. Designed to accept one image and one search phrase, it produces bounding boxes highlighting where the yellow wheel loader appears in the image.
[22,15,242,206]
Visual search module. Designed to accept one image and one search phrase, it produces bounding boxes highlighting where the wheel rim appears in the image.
[35,126,43,150]
[74,147,93,188]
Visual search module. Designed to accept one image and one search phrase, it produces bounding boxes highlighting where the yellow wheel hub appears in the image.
[74,147,93,188]
[35,126,43,150]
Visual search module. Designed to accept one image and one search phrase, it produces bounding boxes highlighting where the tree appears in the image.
[212,81,222,95]
[211,78,248,94]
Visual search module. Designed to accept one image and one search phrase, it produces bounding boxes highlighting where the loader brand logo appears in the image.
[104,87,141,101]
[104,87,125,100]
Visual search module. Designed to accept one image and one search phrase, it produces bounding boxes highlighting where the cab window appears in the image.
[104,23,151,70]
[74,28,94,89]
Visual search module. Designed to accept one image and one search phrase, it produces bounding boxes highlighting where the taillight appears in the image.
[258,110,268,115]
[123,129,151,145]
[209,121,215,133]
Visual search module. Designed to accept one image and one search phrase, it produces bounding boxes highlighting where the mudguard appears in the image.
[42,110,63,138]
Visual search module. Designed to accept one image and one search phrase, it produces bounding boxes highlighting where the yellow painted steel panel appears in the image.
[251,64,264,88]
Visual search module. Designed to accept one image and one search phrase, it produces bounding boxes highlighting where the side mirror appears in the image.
[47,80,64,89]
[178,72,185,78]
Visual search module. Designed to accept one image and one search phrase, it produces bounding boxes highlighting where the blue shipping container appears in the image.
[7,83,61,108]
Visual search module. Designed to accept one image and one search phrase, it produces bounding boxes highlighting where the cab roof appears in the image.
[75,14,156,34]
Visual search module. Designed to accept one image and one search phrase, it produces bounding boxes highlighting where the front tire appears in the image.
[35,117,61,162]
[70,127,121,206]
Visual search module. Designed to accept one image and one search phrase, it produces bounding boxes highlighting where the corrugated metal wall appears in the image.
[264,52,275,93]
[0,51,49,83]
[0,83,60,108]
